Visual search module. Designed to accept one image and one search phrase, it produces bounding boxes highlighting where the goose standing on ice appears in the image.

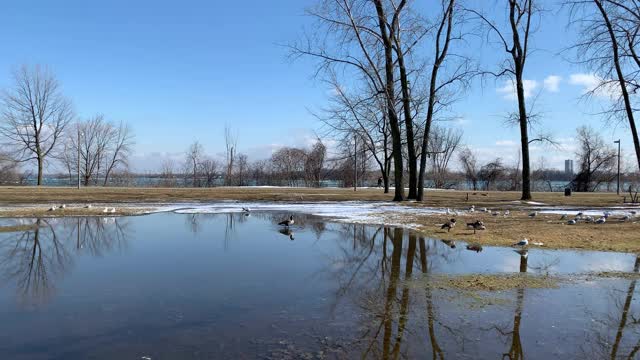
[278,215,294,227]
[466,244,483,252]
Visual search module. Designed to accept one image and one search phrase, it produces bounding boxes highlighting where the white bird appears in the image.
[504,210,510,216]
[446,208,451,215]
[278,215,294,227]
[513,238,529,247]
[469,205,475,212]
[567,219,577,225]
[48,206,56,212]
[529,211,538,218]
[103,207,110,213]
[109,208,116,213]
[595,217,606,224]
[482,207,488,213]
[584,216,594,223]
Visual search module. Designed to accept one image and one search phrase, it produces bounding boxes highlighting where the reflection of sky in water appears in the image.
[0,212,637,359]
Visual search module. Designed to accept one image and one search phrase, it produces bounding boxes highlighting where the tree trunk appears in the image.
[397,50,417,199]
[517,74,532,200]
[373,0,404,201]
[595,0,640,177]
[37,156,43,186]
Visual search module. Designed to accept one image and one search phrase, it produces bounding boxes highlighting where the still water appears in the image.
[0,213,638,359]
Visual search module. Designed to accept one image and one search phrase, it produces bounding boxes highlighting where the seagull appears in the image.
[109,208,116,213]
[584,216,594,223]
[528,211,538,218]
[466,244,483,253]
[504,210,510,216]
[567,219,577,225]
[466,220,486,234]
[595,217,606,224]
[278,215,294,227]
[440,218,457,232]
[513,238,529,247]
[469,205,475,212]
[482,207,488,213]
[446,208,452,215]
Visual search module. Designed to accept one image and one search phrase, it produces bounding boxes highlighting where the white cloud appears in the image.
[495,140,517,146]
[543,75,561,92]
[497,79,538,100]
[569,73,620,99]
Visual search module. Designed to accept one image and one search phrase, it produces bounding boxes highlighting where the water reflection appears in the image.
[0,217,130,306]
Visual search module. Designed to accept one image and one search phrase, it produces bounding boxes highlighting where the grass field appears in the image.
[0,186,638,252]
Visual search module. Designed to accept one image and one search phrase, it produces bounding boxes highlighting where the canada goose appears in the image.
[48,206,56,212]
[567,219,577,225]
[278,215,294,227]
[603,211,611,219]
[577,212,584,217]
[59,204,66,209]
[242,207,250,213]
[440,218,456,232]
[595,217,606,224]
[528,211,538,218]
[466,220,485,234]
[620,215,631,222]
[278,228,295,240]
[513,238,529,247]
[441,239,456,248]
[466,244,483,252]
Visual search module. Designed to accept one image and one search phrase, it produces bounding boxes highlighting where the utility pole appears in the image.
[354,133,357,191]
[614,139,621,195]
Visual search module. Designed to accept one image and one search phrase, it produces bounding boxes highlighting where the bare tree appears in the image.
[235,154,248,186]
[568,0,640,174]
[428,125,463,189]
[467,0,539,200]
[200,157,218,187]
[159,159,177,187]
[0,65,73,185]
[573,125,617,191]
[185,141,204,187]
[304,139,326,187]
[478,158,506,190]
[224,125,237,186]
[103,121,133,186]
[271,147,307,186]
[458,147,479,190]
[0,151,19,185]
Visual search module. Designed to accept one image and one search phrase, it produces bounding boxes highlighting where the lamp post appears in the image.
[614,139,621,195]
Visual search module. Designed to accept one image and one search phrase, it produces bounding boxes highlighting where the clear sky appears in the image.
[0,0,636,172]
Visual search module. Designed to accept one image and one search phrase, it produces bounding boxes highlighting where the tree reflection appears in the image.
[0,217,130,306]
[496,252,528,360]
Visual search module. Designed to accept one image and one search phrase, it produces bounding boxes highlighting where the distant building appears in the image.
[564,159,574,175]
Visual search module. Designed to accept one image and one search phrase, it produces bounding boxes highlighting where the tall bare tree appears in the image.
[467,0,538,200]
[569,0,640,174]
[185,141,204,187]
[102,121,133,186]
[459,147,479,190]
[428,125,463,188]
[224,125,237,186]
[573,125,617,191]
[0,65,73,185]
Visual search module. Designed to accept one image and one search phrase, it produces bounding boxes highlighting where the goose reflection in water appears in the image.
[278,227,295,240]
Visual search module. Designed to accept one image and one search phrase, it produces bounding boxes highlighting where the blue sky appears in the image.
[0,0,636,172]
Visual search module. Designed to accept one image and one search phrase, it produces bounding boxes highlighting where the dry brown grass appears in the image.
[0,186,638,252]
[0,224,41,233]
[0,186,631,207]
[416,273,560,292]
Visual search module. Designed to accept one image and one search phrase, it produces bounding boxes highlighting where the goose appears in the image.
[584,216,594,223]
[440,218,456,232]
[59,204,66,209]
[603,211,611,219]
[577,212,584,217]
[441,239,456,248]
[567,219,577,225]
[278,228,295,240]
[492,211,500,216]
[513,238,529,247]
[528,211,538,218]
[446,208,452,215]
[595,217,606,224]
[242,207,250,213]
[560,214,568,220]
[620,215,631,222]
[109,208,116,213]
[631,210,637,215]
[466,220,486,234]
[48,206,56,212]
[278,215,294,227]
[482,207,488,213]
[466,244,483,253]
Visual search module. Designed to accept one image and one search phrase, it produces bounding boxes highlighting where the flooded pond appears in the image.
[0,212,638,359]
